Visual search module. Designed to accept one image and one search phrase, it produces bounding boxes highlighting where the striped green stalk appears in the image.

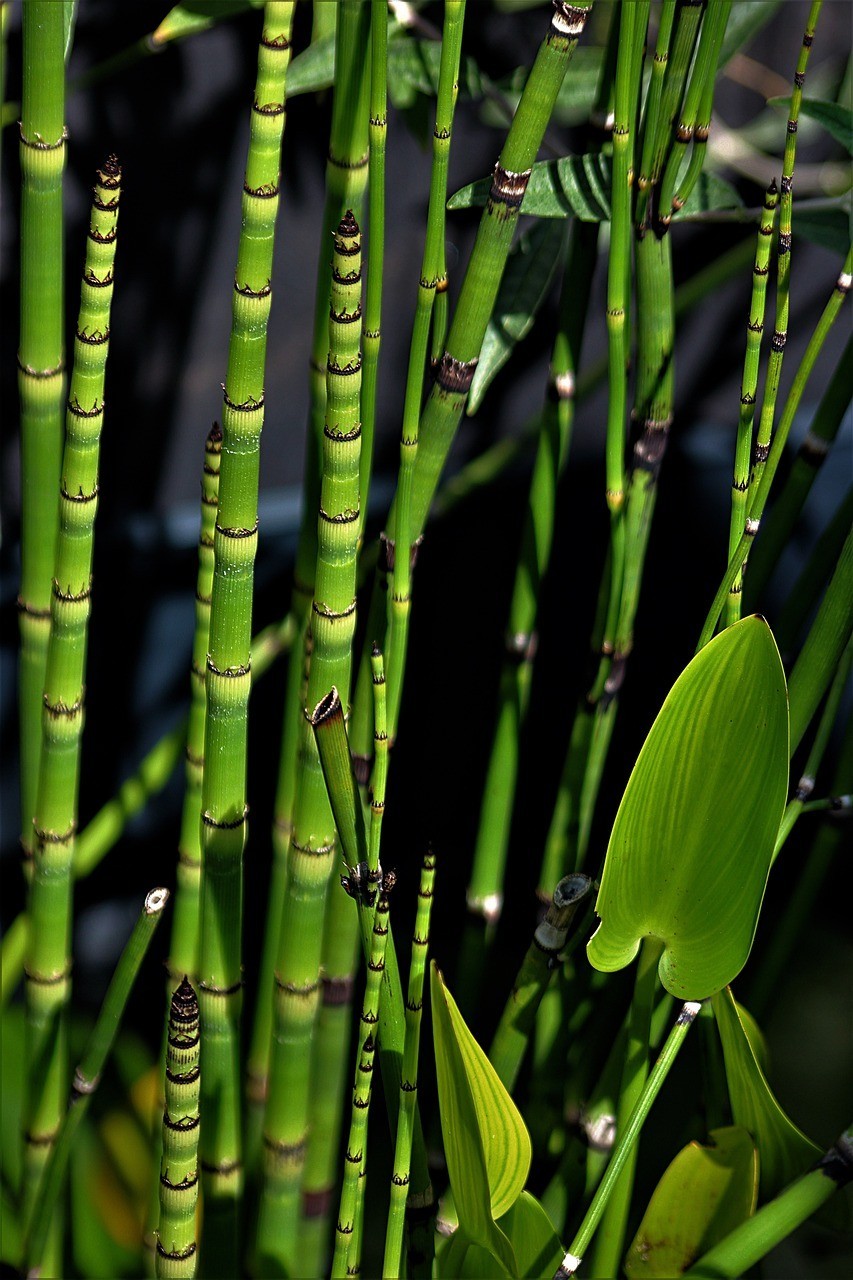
[330,893,390,1278]
[311,0,336,46]
[672,4,731,213]
[635,0,677,229]
[726,181,779,625]
[25,887,169,1277]
[747,336,852,607]
[658,0,732,225]
[384,0,466,747]
[468,222,597,924]
[169,424,221,991]
[555,1000,702,1278]
[368,644,389,873]
[257,212,364,1275]
[683,1126,853,1279]
[196,9,293,1271]
[156,977,201,1280]
[1,913,27,1008]
[251,2,371,1146]
[18,1,66,872]
[747,3,822,515]
[24,156,120,1260]
[698,248,851,651]
[383,851,436,1279]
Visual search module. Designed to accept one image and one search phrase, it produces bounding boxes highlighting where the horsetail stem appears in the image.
[156,977,201,1280]
[24,157,120,1253]
[257,212,364,1275]
[727,181,779,624]
[467,222,597,925]
[25,887,169,1277]
[382,852,436,1279]
[196,9,293,1270]
[635,0,677,228]
[748,3,823,513]
[18,1,66,878]
[369,644,388,873]
[698,248,851,649]
[658,0,732,225]
[672,1,733,212]
[168,425,222,991]
[328,894,389,1278]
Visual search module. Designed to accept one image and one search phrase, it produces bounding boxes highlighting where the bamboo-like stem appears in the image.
[635,0,677,229]
[382,852,436,1279]
[672,2,732,213]
[746,335,852,607]
[257,212,364,1275]
[330,893,390,1278]
[156,977,201,1280]
[726,180,779,624]
[25,888,169,1277]
[698,248,851,650]
[18,1,66,879]
[24,157,121,1262]
[196,9,293,1271]
[683,1125,853,1278]
[468,222,597,929]
[554,999,703,1278]
[587,936,661,1278]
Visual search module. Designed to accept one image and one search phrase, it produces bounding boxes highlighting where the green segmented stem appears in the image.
[24,157,121,1254]
[196,9,293,1271]
[330,894,390,1279]
[18,1,66,875]
[658,0,732,224]
[746,336,852,607]
[747,3,822,518]
[635,0,677,228]
[698,247,851,650]
[383,851,436,1279]
[727,181,779,624]
[468,221,597,923]
[156,977,201,1280]
[169,425,222,991]
[672,2,732,212]
[25,887,169,1277]
[257,212,364,1275]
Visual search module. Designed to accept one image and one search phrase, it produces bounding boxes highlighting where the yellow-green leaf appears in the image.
[587,616,789,1000]
[624,1126,758,1278]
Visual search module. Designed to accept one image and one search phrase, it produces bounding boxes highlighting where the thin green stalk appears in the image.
[727,180,779,624]
[257,212,365,1276]
[156,977,201,1280]
[775,485,853,660]
[635,0,677,229]
[330,894,390,1279]
[383,851,436,1279]
[746,335,852,607]
[747,2,823,516]
[25,887,169,1276]
[554,998,702,1278]
[1,913,27,1008]
[24,157,121,1267]
[18,1,66,877]
[587,936,661,1279]
[698,248,851,651]
[672,3,732,212]
[683,1125,853,1278]
[787,526,852,758]
[196,10,293,1272]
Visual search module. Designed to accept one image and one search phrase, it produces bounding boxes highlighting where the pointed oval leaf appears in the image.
[624,1126,758,1278]
[497,1191,565,1279]
[437,1230,514,1279]
[587,617,789,1000]
[153,0,263,46]
[427,962,527,1223]
[711,986,847,1230]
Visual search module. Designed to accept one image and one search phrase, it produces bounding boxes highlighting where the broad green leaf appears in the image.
[153,0,263,45]
[719,1,784,67]
[447,155,742,223]
[794,200,852,256]
[624,1126,758,1278]
[468,220,568,414]
[587,616,789,1000]
[438,1230,513,1278]
[767,95,853,154]
[498,1192,565,1279]
[285,32,336,98]
[431,964,531,1272]
[711,986,846,1230]
[388,38,485,102]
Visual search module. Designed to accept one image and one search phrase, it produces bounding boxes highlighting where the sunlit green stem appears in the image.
[196,10,293,1271]
[25,888,169,1276]
[635,0,676,229]
[155,977,201,1280]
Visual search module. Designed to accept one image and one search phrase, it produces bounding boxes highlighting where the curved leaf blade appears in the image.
[497,1191,565,1279]
[624,1126,758,1278]
[768,95,853,155]
[587,616,789,1000]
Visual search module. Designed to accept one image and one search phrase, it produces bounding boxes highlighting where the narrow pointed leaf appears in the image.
[153,0,263,45]
[624,1126,758,1279]
[497,1191,565,1279]
[767,95,853,154]
[793,199,852,256]
[284,31,336,97]
[63,1,78,61]
[468,220,568,414]
[587,616,789,1000]
[483,49,604,130]
[388,37,485,101]
[438,1230,513,1279]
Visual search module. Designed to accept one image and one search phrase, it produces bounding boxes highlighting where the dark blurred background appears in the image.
[1,2,851,1274]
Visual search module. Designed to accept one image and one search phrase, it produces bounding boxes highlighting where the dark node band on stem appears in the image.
[253,99,286,117]
[290,836,335,857]
[327,354,363,376]
[550,2,591,40]
[201,808,248,831]
[198,976,243,996]
[434,352,477,395]
[24,962,72,986]
[76,326,109,344]
[156,1241,198,1263]
[505,630,538,663]
[322,974,354,1007]
[311,686,342,725]
[324,421,363,442]
[160,1169,199,1191]
[302,1187,333,1218]
[221,386,265,412]
[489,163,532,211]
[16,356,65,378]
[18,124,68,150]
[67,396,104,418]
